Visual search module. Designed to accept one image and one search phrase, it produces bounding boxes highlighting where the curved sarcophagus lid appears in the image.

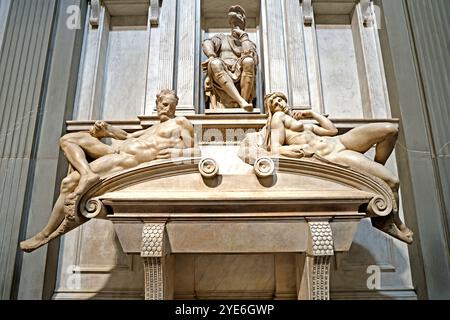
[75,156,396,221]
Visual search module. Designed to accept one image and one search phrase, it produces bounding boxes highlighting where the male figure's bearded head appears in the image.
[156,89,179,121]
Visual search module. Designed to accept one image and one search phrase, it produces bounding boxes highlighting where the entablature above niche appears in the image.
[102,0,151,16]
[96,0,161,26]
[310,0,360,24]
[202,0,260,29]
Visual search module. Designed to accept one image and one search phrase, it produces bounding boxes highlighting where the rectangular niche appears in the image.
[314,0,364,118]
[102,16,148,120]
[200,0,263,112]
[316,24,364,118]
[74,3,150,121]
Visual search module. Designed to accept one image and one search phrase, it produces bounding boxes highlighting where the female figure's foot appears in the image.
[372,217,414,244]
[381,222,413,244]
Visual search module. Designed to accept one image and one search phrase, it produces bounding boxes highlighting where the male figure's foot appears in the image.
[20,232,48,252]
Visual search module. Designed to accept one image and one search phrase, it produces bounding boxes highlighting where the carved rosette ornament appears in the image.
[198,158,219,178]
[253,156,275,178]
[141,223,168,300]
[308,221,334,300]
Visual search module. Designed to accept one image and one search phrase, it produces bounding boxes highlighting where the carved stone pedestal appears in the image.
[77,157,396,300]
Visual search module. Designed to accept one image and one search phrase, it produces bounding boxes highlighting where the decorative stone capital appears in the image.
[308,221,334,256]
[302,0,313,26]
[149,0,161,26]
[307,221,334,300]
[360,0,375,27]
[90,0,101,26]
[141,223,168,258]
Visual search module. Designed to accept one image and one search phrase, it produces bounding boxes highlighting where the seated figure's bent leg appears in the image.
[20,172,80,252]
[209,58,252,110]
[240,57,255,105]
[339,123,398,165]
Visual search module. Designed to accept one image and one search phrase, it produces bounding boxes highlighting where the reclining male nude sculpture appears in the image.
[21,89,200,252]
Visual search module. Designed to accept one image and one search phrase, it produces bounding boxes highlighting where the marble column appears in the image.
[301,0,324,113]
[0,0,12,50]
[379,0,450,299]
[261,0,289,104]
[0,0,57,299]
[284,0,310,110]
[15,0,87,300]
[145,0,177,114]
[174,0,200,115]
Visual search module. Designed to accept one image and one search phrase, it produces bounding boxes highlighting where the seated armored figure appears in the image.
[202,5,258,111]
[258,92,413,243]
[21,89,200,252]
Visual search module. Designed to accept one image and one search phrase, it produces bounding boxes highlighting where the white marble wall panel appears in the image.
[316,25,364,117]
[102,27,148,119]
[194,254,275,299]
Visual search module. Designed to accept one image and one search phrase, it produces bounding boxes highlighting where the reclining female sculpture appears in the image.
[239,92,413,244]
